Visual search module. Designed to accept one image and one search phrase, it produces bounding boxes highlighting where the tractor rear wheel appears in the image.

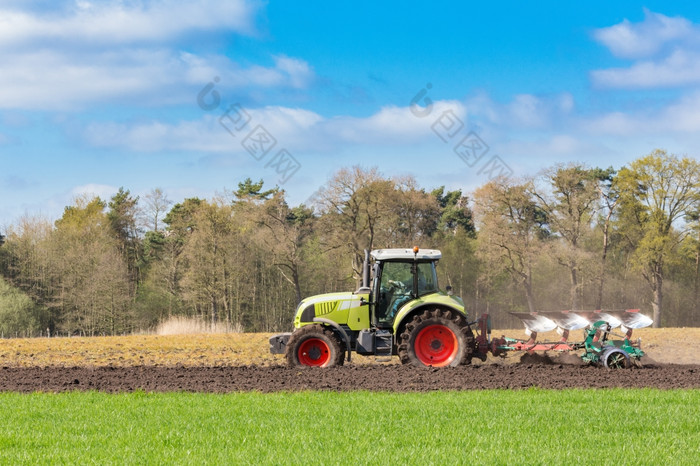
[398,308,473,367]
[601,347,631,369]
[286,324,345,368]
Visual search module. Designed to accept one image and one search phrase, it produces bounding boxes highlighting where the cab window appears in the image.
[416,262,438,295]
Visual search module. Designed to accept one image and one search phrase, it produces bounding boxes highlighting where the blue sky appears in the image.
[2,1,700,226]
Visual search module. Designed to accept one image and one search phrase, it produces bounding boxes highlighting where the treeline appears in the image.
[0,150,699,336]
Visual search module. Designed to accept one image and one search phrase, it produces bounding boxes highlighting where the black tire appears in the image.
[285,324,345,368]
[398,308,474,367]
[601,347,630,369]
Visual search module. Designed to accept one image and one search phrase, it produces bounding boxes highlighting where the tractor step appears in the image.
[375,330,393,361]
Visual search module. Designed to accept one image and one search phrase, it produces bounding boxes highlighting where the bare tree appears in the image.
[238,192,315,304]
[594,167,620,309]
[180,200,236,327]
[316,166,396,278]
[473,177,546,313]
[141,188,172,233]
[53,196,132,335]
[531,164,600,309]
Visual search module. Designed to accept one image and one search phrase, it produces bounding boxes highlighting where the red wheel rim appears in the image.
[414,324,458,367]
[297,338,331,367]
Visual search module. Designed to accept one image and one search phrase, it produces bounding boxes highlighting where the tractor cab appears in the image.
[370,248,441,328]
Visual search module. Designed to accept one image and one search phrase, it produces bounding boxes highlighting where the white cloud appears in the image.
[460,90,700,164]
[78,93,603,167]
[455,95,620,165]
[181,53,316,90]
[82,100,469,153]
[592,49,700,89]
[84,107,325,153]
[464,92,574,130]
[73,87,700,186]
[0,0,261,46]
[592,8,694,59]
[84,118,229,152]
[660,92,700,131]
[325,100,467,144]
[0,49,315,110]
[76,88,700,180]
[273,56,315,89]
[583,112,640,136]
[508,94,549,129]
[0,1,315,111]
[0,49,171,110]
[592,9,700,89]
[582,91,700,136]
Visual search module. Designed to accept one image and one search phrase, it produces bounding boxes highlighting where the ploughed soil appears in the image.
[1,357,699,393]
[1,329,698,393]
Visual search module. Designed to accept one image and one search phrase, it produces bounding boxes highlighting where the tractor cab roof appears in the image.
[370,248,441,261]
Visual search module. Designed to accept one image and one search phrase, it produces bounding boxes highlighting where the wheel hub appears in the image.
[306,346,322,360]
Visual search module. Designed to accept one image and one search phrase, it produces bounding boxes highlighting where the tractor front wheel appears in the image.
[601,347,631,369]
[286,324,345,368]
[398,309,473,367]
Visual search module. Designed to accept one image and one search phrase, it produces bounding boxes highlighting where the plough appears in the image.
[473,309,654,368]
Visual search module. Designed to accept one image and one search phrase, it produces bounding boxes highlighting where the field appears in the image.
[1,327,698,367]
[1,328,699,464]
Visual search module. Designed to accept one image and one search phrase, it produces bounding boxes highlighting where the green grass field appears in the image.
[1,389,698,465]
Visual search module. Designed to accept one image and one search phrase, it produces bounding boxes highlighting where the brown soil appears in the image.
[1,361,698,393]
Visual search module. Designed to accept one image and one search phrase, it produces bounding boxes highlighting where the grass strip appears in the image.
[0,389,698,464]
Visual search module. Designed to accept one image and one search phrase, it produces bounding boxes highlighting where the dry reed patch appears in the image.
[154,316,242,335]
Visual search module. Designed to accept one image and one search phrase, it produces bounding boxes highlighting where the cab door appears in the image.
[373,261,414,327]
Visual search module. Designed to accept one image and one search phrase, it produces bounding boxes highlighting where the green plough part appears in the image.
[580,321,645,367]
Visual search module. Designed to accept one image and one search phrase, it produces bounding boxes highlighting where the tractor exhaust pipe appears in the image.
[362,249,370,288]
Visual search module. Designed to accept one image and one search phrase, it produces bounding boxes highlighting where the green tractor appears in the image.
[269,247,475,367]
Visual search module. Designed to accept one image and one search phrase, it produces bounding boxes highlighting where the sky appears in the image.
[2,1,700,226]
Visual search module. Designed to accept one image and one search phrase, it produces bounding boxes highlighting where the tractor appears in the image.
[269,247,474,367]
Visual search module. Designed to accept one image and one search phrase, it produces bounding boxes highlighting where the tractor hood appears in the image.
[293,291,370,330]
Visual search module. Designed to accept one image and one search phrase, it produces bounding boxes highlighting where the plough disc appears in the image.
[617,310,654,329]
[578,311,622,328]
[509,312,557,334]
[546,311,590,331]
